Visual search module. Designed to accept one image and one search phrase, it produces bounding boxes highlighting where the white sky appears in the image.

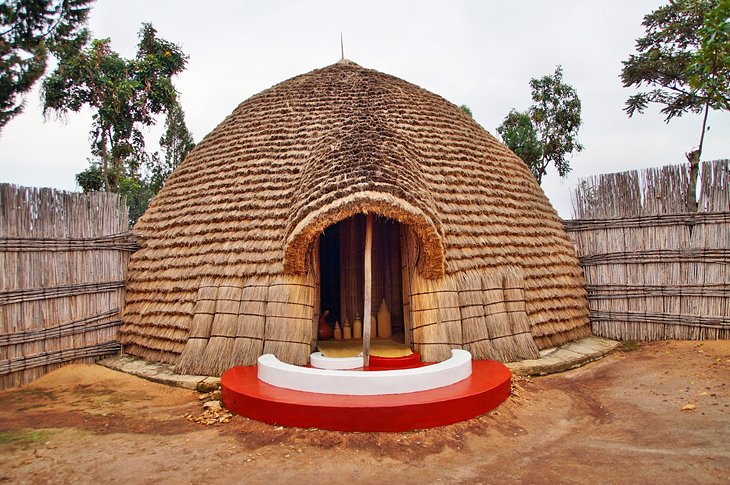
[1,0,728,218]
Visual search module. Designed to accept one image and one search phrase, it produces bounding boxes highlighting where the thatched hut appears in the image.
[120,60,590,376]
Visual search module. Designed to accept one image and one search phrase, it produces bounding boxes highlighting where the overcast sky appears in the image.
[1,0,728,218]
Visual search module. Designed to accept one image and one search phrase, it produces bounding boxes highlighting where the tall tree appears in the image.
[621,0,729,211]
[42,23,188,192]
[146,101,195,195]
[74,158,152,225]
[496,109,542,174]
[74,100,195,225]
[0,0,93,131]
[497,66,583,184]
[688,0,730,113]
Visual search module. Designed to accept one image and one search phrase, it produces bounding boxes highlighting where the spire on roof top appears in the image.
[340,33,344,60]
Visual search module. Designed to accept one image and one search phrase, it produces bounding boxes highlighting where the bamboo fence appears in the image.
[0,184,137,389]
[566,160,729,341]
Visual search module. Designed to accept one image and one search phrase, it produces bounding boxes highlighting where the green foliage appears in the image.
[687,0,730,111]
[118,169,152,225]
[497,66,583,184]
[459,104,473,117]
[147,101,195,194]
[42,23,188,193]
[44,23,191,225]
[0,429,56,447]
[74,102,195,226]
[75,160,152,225]
[0,0,93,130]
[75,161,103,192]
[621,0,727,123]
[622,0,729,212]
[496,110,542,173]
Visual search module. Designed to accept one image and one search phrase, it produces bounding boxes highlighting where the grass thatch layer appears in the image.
[171,275,314,376]
[409,268,542,363]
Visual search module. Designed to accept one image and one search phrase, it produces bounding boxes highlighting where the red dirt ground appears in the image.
[0,340,728,484]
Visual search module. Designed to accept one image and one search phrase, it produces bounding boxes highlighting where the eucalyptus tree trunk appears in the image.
[687,102,710,213]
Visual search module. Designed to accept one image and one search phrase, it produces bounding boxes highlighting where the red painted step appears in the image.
[368,352,423,369]
[221,360,511,432]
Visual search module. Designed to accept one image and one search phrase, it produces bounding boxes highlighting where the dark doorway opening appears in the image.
[318,214,404,339]
[319,224,341,326]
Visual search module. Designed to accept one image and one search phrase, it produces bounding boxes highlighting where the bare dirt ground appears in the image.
[0,340,728,485]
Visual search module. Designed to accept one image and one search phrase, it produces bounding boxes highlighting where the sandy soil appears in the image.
[0,340,728,485]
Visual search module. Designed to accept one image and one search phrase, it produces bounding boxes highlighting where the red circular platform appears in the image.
[368,352,423,369]
[221,360,511,432]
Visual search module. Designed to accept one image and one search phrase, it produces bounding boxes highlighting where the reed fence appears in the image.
[0,184,138,389]
[566,159,729,342]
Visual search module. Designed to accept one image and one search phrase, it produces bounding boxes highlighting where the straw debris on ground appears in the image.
[185,390,232,426]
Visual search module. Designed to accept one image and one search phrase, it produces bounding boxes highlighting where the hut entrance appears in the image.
[317,214,406,355]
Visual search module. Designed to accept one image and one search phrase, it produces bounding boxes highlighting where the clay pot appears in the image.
[334,321,342,340]
[353,314,362,339]
[318,310,333,340]
[343,318,352,339]
[377,299,392,338]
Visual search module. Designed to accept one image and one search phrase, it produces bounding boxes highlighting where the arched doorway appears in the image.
[316,214,408,354]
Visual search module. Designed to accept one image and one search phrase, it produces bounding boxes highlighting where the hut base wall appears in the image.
[408,269,542,362]
[402,226,543,363]
[173,275,314,376]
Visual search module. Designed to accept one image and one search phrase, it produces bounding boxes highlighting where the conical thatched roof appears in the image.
[120,60,590,375]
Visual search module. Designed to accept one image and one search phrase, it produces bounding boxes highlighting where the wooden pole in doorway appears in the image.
[363,213,373,367]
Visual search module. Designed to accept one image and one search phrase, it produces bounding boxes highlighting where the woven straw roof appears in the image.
[120,60,589,370]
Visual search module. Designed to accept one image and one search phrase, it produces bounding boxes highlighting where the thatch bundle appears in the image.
[120,60,589,375]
